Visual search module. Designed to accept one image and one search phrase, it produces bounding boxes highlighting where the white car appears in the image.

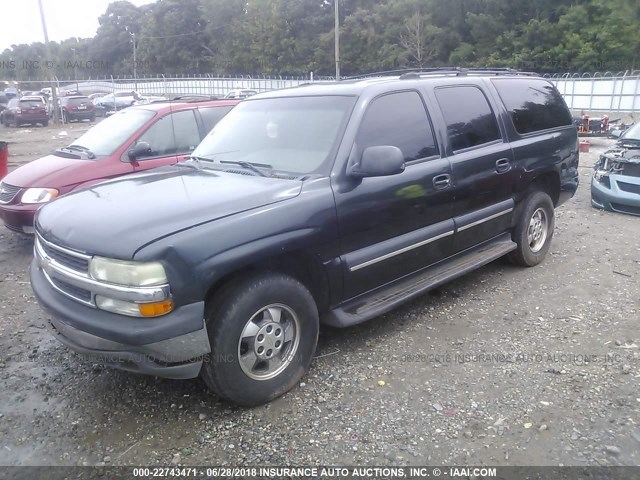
[224,89,258,99]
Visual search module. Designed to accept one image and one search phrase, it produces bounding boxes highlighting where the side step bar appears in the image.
[323,232,516,328]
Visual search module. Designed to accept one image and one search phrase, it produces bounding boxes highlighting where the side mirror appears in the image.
[610,130,623,138]
[128,141,151,161]
[349,145,405,178]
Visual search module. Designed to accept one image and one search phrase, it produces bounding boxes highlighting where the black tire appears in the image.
[43,120,48,127]
[201,272,319,406]
[90,114,96,122]
[507,190,555,267]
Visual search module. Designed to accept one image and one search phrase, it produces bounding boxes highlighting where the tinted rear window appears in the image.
[19,99,45,107]
[65,97,90,106]
[492,79,573,134]
[435,86,501,151]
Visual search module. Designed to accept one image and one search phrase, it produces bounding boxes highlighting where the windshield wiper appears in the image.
[186,155,215,163]
[68,144,96,159]
[220,160,271,177]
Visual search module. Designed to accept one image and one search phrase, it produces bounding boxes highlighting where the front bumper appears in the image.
[591,174,640,216]
[30,260,211,379]
[0,202,37,233]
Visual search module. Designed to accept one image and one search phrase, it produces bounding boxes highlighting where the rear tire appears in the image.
[43,120,49,127]
[507,190,555,267]
[200,272,319,406]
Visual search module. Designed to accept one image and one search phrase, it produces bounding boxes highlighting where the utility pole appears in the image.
[38,0,59,124]
[130,32,137,91]
[71,48,77,81]
[334,0,340,81]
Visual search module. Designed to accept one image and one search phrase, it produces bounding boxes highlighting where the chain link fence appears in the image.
[10,73,333,99]
[545,70,640,113]
[6,71,640,114]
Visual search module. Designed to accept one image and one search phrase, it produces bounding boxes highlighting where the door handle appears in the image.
[496,158,511,173]
[432,174,451,190]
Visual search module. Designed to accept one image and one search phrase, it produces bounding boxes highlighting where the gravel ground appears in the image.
[0,124,638,467]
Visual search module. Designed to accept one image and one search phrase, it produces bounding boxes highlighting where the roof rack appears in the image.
[172,95,220,102]
[148,95,220,104]
[345,67,538,80]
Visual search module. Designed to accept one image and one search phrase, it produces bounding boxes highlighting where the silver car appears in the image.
[592,122,640,216]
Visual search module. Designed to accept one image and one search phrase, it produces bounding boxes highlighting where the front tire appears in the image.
[201,272,319,406]
[507,190,555,267]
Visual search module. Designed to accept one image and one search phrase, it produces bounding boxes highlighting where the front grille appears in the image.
[37,235,90,273]
[620,163,640,177]
[617,181,640,195]
[0,182,21,204]
[611,203,640,216]
[50,277,92,303]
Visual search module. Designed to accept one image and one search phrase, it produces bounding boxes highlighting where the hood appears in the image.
[36,166,302,259]
[3,153,96,190]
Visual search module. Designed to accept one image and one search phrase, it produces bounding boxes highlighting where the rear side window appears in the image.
[492,79,572,134]
[435,86,501,151]
[356,91,438,162]
[19,99,44,107]
[199,106,234,132]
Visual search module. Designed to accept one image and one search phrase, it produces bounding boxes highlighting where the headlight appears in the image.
[95,295,174,317]
[21,188,59,204]
[89,257,168,287]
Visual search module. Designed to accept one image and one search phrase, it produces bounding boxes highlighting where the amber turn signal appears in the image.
[138,300,174,317]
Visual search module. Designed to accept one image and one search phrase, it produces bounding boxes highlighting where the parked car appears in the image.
[133,95,168,106]
[0,98,239,233]
[592,121,640,216]
[0,96,48,127]
[0,93,8,116]
[224,89,258,99]
[59,96,96,123]
[94,91,140,116]
[29,70,578,406]
[2,87,19,99]
[88,92,108,101]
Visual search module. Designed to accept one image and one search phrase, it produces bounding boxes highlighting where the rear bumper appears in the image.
[31,261,211,379]
[591,174,640,216]
[66,111,95,120]
[16,115,48,124]
[0,203,37,233]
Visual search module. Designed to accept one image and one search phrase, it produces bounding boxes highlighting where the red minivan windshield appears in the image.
[61,109,155,158]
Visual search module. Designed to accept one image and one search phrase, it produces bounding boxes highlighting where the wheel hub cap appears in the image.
[238,304,300,381]
[527,208,548,253]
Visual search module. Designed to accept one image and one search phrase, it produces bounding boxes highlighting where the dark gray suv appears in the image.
[31,69,579,406]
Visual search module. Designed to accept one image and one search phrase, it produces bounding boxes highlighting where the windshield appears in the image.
[62,109,154,157]
[191,96,356,175]
[621,123,640,141]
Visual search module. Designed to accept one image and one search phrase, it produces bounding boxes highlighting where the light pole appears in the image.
[70,47,77,81]
[37,0,59,124]
[334,0,340,80]
[129,31,137,91]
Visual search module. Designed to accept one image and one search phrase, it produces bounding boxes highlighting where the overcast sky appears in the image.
[0,0,157,51]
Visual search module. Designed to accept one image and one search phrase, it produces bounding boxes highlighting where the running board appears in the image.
[323,233,516,328]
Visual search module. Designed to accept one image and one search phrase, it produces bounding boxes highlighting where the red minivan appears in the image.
[0,98,239,233]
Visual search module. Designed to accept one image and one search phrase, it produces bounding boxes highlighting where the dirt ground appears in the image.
[0,122,638,467]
